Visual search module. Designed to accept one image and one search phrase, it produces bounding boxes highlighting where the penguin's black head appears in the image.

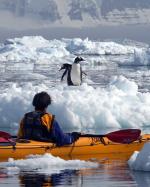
[74,57,85,64]
[59,63,71,71]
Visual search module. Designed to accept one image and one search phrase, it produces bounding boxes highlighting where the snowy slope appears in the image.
[0,0,150,28]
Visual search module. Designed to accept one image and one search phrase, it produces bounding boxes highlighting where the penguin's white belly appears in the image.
[71,64,81,86]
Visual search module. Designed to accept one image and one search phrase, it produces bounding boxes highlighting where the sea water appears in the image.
[0,153,149,187]
[0,157,140,187]
[0,37,150,186]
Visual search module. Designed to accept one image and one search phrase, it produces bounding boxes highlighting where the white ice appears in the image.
[0,36,150,133]
[128,142,150,171]
[0,36,149,66]
[0,36,69,62]
[0,153,98,175]
[118,48,150,66]
[0,75,150,133]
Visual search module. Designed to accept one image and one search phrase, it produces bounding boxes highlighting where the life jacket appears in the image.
[22,111,54,141]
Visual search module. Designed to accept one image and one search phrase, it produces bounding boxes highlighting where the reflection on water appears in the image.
[131,171,150,187]
[0,159,148,187]
[19,170,79,187]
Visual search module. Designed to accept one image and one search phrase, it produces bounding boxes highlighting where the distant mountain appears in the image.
[0,0,150,28]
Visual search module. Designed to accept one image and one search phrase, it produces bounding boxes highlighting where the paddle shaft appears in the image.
[79,129,141,144]
[80,134,105,138]
[0,129,141,144]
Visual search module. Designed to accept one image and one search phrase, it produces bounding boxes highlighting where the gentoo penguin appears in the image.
[59,57,86,86]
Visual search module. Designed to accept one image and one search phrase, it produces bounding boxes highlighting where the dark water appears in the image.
[0,160,146,187]
[0,24,150,45]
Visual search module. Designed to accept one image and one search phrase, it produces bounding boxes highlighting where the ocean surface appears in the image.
[0,36,150,186]
[0,160,147,187]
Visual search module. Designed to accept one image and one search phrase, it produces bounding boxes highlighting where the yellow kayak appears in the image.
[0,134,150,161]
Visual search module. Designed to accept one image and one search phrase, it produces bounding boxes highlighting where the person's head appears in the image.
[32,92,51,111]
[74,57,85,64]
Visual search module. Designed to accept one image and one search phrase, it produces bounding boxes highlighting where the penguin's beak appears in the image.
[79,58,86,63]
[78,57,85,62]
[81,57,85,62]
[59,65,64,71]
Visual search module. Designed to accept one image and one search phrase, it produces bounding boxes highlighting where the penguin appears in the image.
[59,57,86,86]
[59,63,73,86]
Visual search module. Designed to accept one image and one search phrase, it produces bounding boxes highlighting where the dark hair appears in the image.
[32,92,51,110]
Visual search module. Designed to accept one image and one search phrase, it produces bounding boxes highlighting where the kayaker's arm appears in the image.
[50,120,79,146]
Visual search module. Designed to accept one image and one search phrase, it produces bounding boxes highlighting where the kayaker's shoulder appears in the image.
[42,112,55,121]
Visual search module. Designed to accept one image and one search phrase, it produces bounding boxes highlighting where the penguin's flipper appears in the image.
[80,68,87,83]
[82,71,87,76]
[61,69,68,81]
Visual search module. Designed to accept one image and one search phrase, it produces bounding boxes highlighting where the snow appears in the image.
[0,36,69,62]
[133,48,150,66]
[118,48,150,66]
[1,0,150,28]
[128,143,150,171]
[0,36,148,63]
[63,38,137,55]
[0,153,98,174]
[0,75,150,133]
[0,36,150,133]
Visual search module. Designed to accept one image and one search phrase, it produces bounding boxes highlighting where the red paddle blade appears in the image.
[0,137,10,143]
[0,131,16,145]
[106,129,141,144]
[0,131,11,139]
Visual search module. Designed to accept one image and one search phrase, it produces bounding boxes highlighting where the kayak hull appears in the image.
[0,135,149,161]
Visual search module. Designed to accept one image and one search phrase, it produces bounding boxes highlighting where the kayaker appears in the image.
[17,91,80,146]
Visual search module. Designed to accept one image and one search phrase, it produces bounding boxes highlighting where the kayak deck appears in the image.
[0,135,150,161]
